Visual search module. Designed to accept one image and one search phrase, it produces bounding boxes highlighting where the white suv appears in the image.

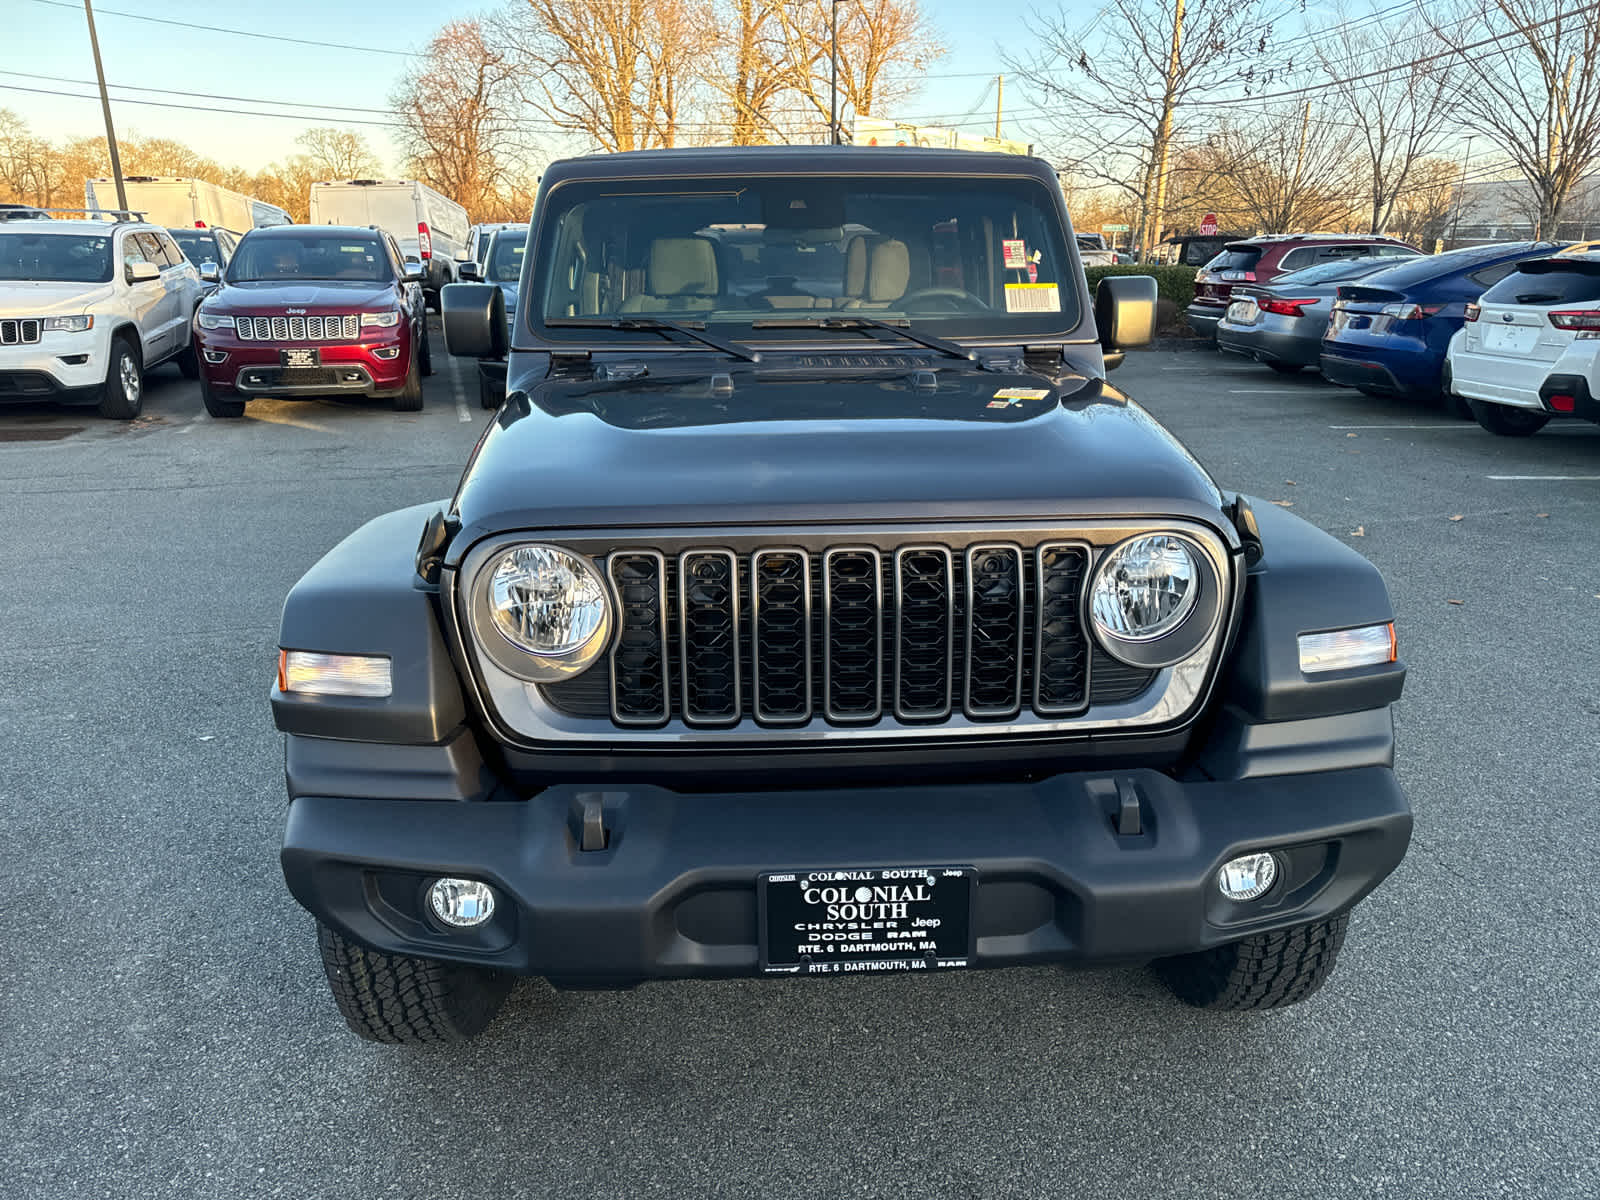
[1448,243,1600,436]
[0,216,203,418]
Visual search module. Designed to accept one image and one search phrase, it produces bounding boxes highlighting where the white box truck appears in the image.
[307,179,469,308]
[84,176,292,233]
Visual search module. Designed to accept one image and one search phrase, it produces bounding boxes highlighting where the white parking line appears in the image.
[1229,388,1341,394]
[1328,423,1477,430]
[450,368,472,423]
[1488,474,1600,481]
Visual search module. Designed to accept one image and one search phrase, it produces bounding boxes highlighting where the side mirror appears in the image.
[126,259,160,284]
[402,269,424,284]
[200,262,220,283]
[1094,274,1157,369]
[454,249,472,262]
[458,261,482,282]
[442,282,507,359]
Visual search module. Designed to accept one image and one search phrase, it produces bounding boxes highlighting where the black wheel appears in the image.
[1469,398,1548,437]
[97,335,144,419]
[392,355,424,412]
[200,375,245,419]
[1266,361,1303,375]
[1154,914,1349,1010]
[1439,361,1472,419]
[176,328,201,380]
[418,323,434,377]
[479,370,503,410]
[316,923,512,1044]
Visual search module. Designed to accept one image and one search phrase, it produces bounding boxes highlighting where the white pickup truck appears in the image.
[0,215,203,418]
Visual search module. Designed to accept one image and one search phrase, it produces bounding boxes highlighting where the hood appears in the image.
[0,281,114,316]
[206,280,397,312]
[446,363,1226,558]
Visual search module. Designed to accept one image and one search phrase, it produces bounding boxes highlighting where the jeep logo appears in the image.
[287,308,307,315]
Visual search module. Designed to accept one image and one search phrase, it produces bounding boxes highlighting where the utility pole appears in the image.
[83,0,126,214]
[1143,0,1185,259]
[1448,135,1475,250]
[829,0,840,145]
[995,74,1004,140]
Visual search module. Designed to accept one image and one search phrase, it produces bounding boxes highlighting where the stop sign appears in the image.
[1198,213,1218,236]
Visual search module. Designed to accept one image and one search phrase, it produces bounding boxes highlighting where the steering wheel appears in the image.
[896,287,991,313]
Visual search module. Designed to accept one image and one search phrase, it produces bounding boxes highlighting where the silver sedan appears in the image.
[1216,258,1397,374]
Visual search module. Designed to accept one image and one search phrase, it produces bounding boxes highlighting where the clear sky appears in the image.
[9,0,1067,172]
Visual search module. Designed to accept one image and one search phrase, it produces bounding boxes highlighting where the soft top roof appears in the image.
[540,145,1056,186]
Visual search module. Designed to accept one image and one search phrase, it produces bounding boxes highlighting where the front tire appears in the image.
[418,324,434,377]
[1469,398,1548,437]
[176,330,201,380]
[97,335,144,419]
[392,355,424,412]
[316,923,512,1044]
[1154,914,1349,1010]
[479,368,503,410]
[200,376,245,419]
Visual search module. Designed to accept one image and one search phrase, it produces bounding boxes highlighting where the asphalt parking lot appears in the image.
[2,329,1597,1198]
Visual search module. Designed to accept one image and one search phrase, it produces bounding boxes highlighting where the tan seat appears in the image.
[841,234,871,304]
[619,237,719,312]
[840,239,909,310]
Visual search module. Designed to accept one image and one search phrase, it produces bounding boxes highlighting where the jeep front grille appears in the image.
[595,541,1100,729]
[1,318,41,345]
[233,314,360,341]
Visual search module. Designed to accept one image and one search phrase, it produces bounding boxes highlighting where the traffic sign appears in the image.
[1102,224,1130,231]
[1198,213,1219,236]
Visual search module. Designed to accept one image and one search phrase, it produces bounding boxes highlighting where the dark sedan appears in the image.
[1215,257,1401,374]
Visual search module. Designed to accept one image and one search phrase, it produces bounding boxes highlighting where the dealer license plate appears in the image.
[1227,298,1259,324]
[281,348,319,368]
[759,866,974,976]
[1481,323,1538,355]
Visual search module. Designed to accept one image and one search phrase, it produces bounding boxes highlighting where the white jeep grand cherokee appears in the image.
[0,216,203,418]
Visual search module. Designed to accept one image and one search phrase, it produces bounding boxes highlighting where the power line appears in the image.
[24,0,420,58]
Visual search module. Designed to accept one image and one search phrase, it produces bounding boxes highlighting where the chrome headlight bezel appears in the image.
[1086,531,1223,670]
[195,311,234,331]
[466,542,613,683]
[43,314,94,333]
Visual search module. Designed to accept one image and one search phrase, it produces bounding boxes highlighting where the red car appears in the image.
[192,225,430,417]
[1186,233,1421,340]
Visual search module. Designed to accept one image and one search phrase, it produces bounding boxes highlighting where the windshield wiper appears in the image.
[749,315,975,362]
[546,317,760,363]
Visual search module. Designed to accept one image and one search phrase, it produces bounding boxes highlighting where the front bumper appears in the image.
[197,336,410,397]
[282,763,1412,984]
[0,331,107,402]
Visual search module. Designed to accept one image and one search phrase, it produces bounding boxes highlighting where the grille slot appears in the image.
[964,544,1025,718]
[235,314,360,341]
[1,318,41,345]
[893,546,954,720]
[608,551,669,725]
[678,550,740,724]
[1034,543,1090,713]
[751,550,812,724]
[824,548,883,722]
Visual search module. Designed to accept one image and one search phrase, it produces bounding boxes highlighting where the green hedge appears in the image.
[1084,264,1199,310]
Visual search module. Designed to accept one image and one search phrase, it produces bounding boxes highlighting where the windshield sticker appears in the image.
[993,387,1051,401]
[1004,283,1061,313]
[1002,239,1027,269]
[986,399,1018,409]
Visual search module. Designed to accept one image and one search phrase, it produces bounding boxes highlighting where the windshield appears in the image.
[487,232,526,284]
[532,174,1078,338]
[0,232,114,282]
[1271,258,1391,287]
[226,233,392,283]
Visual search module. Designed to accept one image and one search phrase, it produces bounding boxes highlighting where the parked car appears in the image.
[459,226,525,409]
[1152,234,1238,268]
[276,145,1411,1044]
[1188,235,1421,339]
[1076,232,1116,267]
[1446,242,1600,435]
[191,225,429,418]
[461,222,522,277]
[0,202,50,221]
[0,216,202,417]
[308,180,469,311]
[168,226,239,275]
[1321,241,1566,407]
[1215,257,1402,373]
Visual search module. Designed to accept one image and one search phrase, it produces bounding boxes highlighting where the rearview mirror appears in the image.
[1094,274,1158,369]
[458,261,482,282]
[441,282,507,359]
[126,260,160,284]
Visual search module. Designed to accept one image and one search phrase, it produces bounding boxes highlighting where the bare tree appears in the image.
[1432,0,1600,239]
[508,0,704,152]
[1009,0,1286,257]
[1211,102,1361,232]
[774,0,942,132]
[1390,156,1461,249]
[392,19,531,213]
[705,0,795,144]
[1314,8,1454,234]
[296,127,383,180]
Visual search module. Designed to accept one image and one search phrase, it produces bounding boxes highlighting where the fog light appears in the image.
[373,346,400,360]
[428,877,496,927]
[1218,852,1278,901]
[203,349,228,364]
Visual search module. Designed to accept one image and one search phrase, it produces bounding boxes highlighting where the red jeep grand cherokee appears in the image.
[192,225,430,417]
[1186,233,1421,340]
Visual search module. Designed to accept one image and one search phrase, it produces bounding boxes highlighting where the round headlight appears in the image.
[1090,533,1199,644]
[485,544,611,678]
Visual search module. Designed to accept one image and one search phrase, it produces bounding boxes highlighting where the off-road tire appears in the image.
[1154,913,1349,1010]
[393,356,424,412]
[200,376,244,419]
[316,922,513,1044]
[1266,361,1303,375]
[479,369,503,410]
[1469,398,1548,437]
[97,335,144,419]
[418,323,434,377]
[176,330,201,380]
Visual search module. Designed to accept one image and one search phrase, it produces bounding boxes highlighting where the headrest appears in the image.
[843,235,870,298]
[647,237,718,296]
[865,239,910,303]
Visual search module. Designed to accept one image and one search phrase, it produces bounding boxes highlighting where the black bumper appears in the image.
[1319,352,1403,394]
[1540,374,1600,423]
[1184,303,1225,339]
[0,370,98,405]
[282,765,1412,985]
